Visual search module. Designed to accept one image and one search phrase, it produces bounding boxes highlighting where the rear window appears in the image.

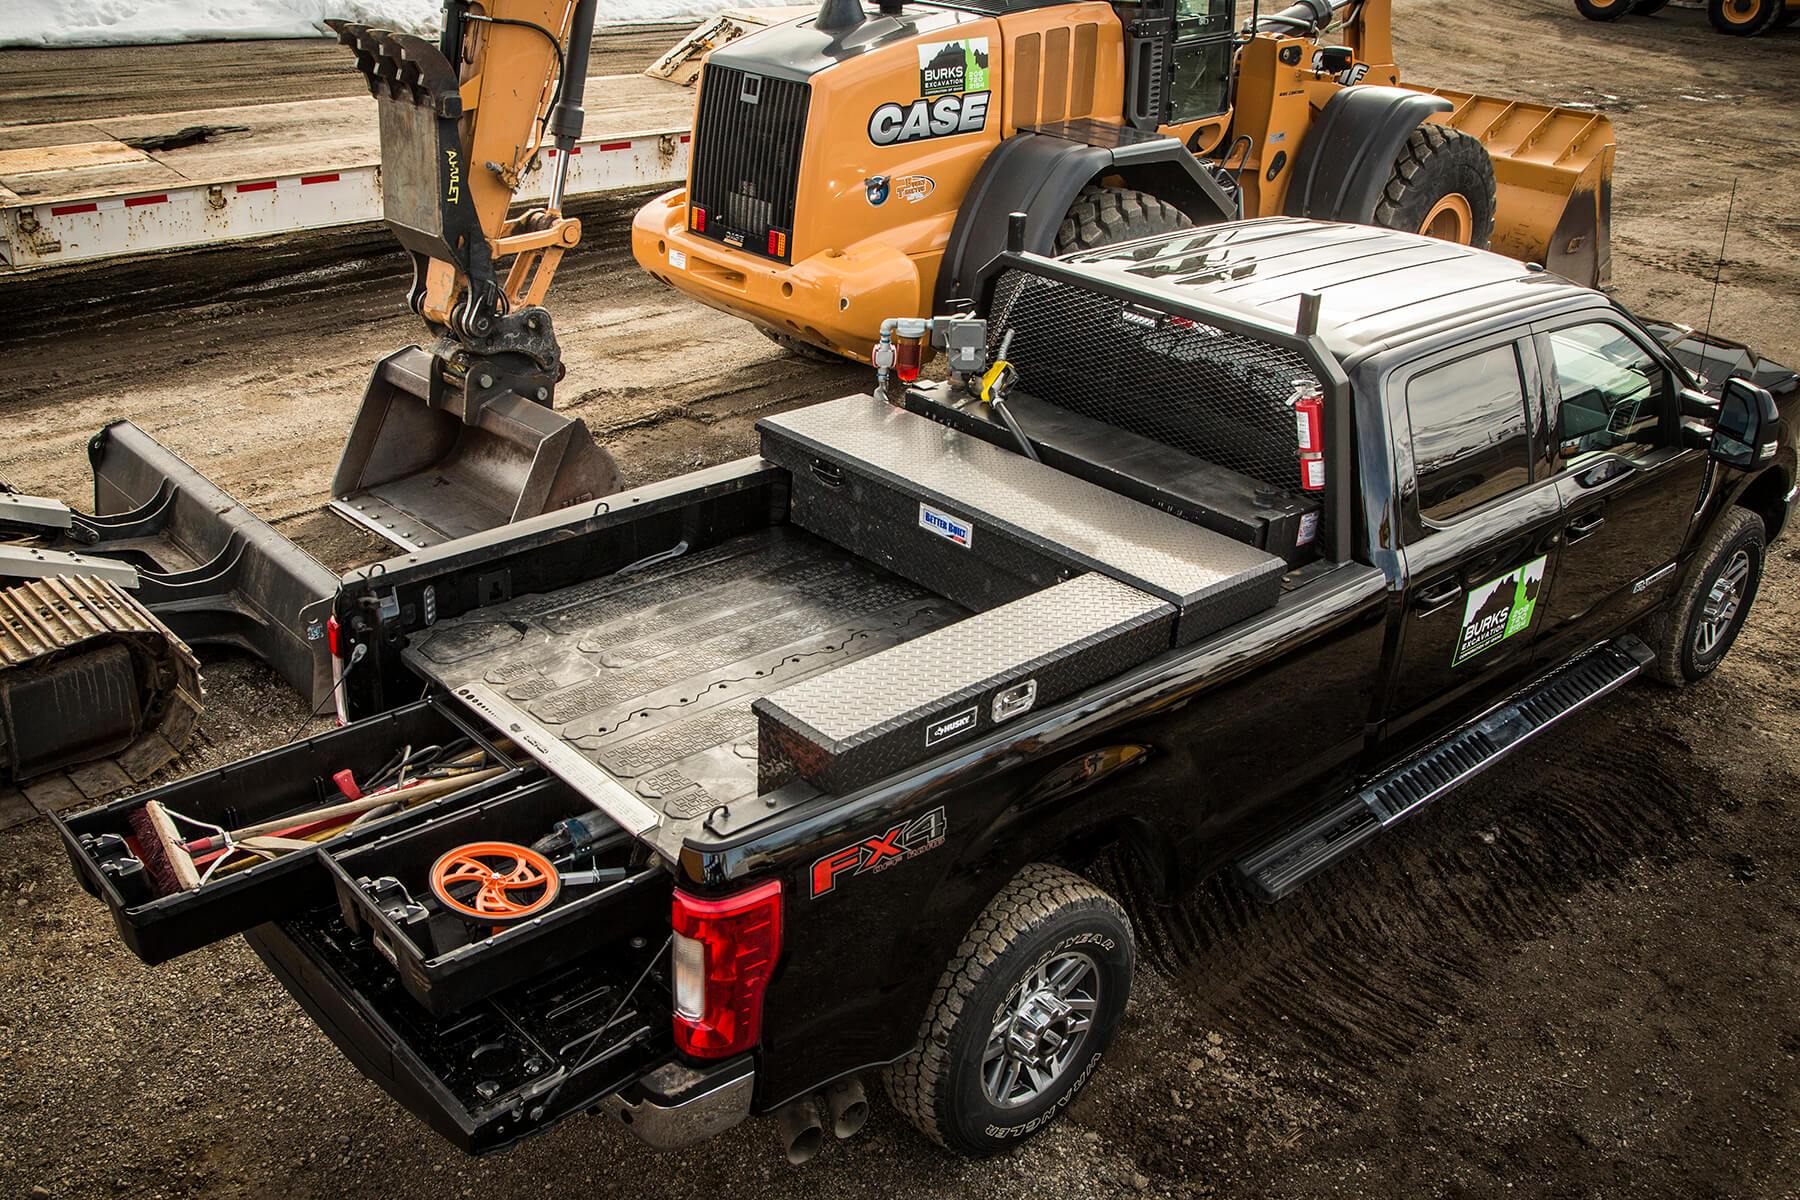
[1406,344,1533,523]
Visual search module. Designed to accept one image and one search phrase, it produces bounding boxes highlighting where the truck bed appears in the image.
[403,526,970,839]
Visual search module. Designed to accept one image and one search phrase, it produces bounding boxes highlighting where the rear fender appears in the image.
[1283,85,1453,225]
[935,129,1238,310]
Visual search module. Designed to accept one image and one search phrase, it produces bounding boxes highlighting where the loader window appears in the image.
[1169,0,1235,122]
[1547,323,1673,464]
[1407,344,1535,524]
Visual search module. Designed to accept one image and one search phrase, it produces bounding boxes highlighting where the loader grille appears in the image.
[688,64,809,263]
[986,269,1323,495]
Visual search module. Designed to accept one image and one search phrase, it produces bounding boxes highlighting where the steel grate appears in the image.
[987,269,1322,494]
[688,64,809,262]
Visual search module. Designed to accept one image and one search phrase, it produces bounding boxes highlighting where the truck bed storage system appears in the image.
[51,365,1297,1151]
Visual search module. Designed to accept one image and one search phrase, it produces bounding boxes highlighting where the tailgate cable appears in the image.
[537,932,673,1113]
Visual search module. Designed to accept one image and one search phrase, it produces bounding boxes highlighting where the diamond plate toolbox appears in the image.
[754,573,1175,795]
[759,396,1285,645]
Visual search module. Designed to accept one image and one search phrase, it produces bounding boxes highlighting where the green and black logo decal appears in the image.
[1453,555,1546,666]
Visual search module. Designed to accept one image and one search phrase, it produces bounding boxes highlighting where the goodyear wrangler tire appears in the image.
[1373,124,1498,250]
[1708,0,1785,33]
[1575,0,1637,20]
[1642,506,1765,686]
[884,863,1134,1155]
[1053,185,1193,256]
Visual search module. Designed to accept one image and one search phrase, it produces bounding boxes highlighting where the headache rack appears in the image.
[978,250,1354,563]
[688,64,809,262]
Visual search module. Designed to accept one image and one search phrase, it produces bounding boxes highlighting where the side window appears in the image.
[1546,323,1672,465]
[1406,344,1534,524]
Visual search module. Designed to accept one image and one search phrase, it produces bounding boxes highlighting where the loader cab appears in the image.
[1122,0,1237,129]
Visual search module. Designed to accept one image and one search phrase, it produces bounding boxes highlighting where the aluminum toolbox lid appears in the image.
[759,395,1286,642]
[754,573,1176,795]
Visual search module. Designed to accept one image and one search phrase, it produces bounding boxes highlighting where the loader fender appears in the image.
[935,128,1239,311]
[1283,85,1454,225]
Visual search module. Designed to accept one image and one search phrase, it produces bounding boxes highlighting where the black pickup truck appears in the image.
[56,219,1796,1162]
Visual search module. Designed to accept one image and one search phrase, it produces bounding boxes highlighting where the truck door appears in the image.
[1529,317,1710,662]
[1381,335,1566,752]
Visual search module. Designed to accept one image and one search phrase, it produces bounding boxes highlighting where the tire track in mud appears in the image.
[1099,700,1731,1111]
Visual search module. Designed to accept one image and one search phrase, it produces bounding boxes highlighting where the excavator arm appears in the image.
[325,0,619,551]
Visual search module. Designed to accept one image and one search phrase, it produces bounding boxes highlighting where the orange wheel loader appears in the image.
[633,0,1618,361]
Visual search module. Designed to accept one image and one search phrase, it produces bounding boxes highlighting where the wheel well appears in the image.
[1738,467,1793,541]
[1109,161,1238,227]
[1051,816,1181,905]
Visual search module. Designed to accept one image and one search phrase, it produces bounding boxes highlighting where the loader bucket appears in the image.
[329,346,621,551]
[79,421,339,707]
[1419,88,1616,288]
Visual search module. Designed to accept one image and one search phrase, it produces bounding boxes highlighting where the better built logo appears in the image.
[1452,555,1546,666]
[918,37,989,96]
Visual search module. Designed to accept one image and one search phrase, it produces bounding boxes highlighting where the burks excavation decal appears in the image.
[868,37,991,147]
[1453,555,1546,666]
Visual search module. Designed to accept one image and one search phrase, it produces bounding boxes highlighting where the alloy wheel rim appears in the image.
[1695,549,1751,656]
[982,950,1100,1108]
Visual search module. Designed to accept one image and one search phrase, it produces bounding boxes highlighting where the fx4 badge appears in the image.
[811,807,946,897]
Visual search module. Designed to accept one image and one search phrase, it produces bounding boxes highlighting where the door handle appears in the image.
[1413,575,1464,614]
[1566,511,1607,542]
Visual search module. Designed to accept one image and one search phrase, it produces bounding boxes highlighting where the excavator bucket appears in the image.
[329,347,620,551]
[1420,88,1616,288]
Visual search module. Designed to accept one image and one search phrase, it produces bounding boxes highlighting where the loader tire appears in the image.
[1052,185,1193,255]
[1373,125,1497,250]
[1632,0,1672,13]
[1708,0,1784,33]
[884,863,1133,1155]
[759,328,849,363]
[1640,506,1764,686]
[1575,0,1636,21]
[1773,0,1797,25]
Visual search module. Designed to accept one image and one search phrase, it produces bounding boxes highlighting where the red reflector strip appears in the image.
[300,173,339,185]
[124,194,168,207]
[679,134,691,144]
[598,140,631,152]
[50,202,98,216]
[236,180,277,193]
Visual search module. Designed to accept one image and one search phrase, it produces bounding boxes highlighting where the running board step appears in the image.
[1236,635,1654,901]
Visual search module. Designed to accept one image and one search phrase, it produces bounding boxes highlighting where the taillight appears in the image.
[767,229,788,258]
[691,205,707,233]
[670,880,782,1059]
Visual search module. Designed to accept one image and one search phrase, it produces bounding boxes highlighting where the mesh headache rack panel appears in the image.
[987,269,1322,496]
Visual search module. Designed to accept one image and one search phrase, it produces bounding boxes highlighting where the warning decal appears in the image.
[1453,555,1546,666]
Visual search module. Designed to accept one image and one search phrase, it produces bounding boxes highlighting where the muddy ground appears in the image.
[0,3,1796,1198]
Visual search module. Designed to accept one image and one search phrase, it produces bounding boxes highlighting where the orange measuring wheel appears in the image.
[429,842,561,923]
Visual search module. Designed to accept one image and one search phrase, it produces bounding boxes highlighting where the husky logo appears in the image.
[811,807,947,897]
[866,175,891,206]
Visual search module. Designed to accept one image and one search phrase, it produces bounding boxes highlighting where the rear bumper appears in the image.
[603,1057,756,1150]
[631,188,924,362]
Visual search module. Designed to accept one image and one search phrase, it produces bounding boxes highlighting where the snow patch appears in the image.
[2,2,800,49]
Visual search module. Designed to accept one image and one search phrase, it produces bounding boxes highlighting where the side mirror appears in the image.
[1709,377,1778,468]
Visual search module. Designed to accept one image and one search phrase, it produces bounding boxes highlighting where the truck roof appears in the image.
[1060,217,1598,362]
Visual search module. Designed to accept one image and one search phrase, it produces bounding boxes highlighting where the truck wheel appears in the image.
[759,327,848,363]
[1642,506,1765,686]
[1372,125,1497,250]
[1575,0,1636,21]
[885,863,1134,1154]
[1053,185,1193,255]
[1708,0,1784,33]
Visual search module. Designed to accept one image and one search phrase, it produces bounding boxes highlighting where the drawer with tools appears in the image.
[325,776,671,1016]
[53,697,527,964]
